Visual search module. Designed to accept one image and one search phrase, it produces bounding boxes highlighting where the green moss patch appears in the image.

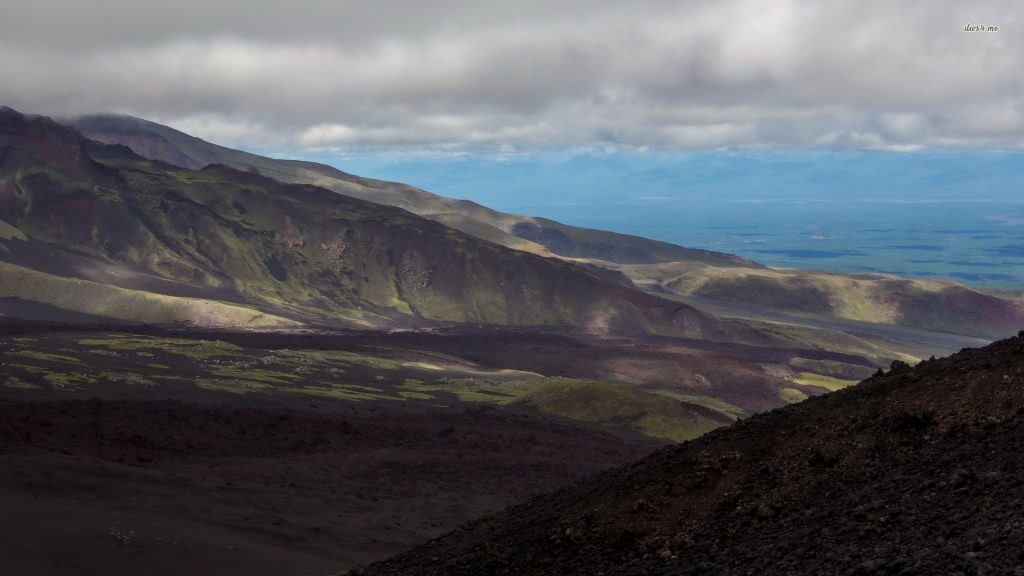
[79,336,244,360]
[195,378,274,395]
[400,378,527,405]
[791,357,870,380]
[42,371,96,391]
[0,219,27,241]
[8,350,82,364]
[779,387,809,403]
[793,372,858,392]
[290,385,394,402]
[209,367,300,384]
[0,262,300,328]
[648,389,746,420]
[3,377,37,390]
[518,379,724,442]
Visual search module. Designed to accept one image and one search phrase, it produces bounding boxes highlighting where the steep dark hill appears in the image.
[67,114,756,267]
[1,107,722,335]
[360,332,1024,575]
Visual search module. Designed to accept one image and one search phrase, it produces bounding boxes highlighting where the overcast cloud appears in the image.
[1,0,1020,151]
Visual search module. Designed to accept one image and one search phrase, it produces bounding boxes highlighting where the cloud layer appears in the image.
[1,0,1020,151]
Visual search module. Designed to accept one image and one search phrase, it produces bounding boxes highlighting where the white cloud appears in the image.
[0,0,1021,151]
[163,115,285,148]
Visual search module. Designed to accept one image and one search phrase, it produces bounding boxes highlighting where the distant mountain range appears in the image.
[63,111,1024,341]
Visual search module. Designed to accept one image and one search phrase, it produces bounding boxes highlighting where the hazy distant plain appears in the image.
[326,150,1024,290]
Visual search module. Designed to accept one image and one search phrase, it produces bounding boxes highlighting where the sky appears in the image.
[1,0,1021,153]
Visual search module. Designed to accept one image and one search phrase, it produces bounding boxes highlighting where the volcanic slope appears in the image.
[0,107,717,336]
[68,113,754,266]
[359,332,1024,576]
[67,114,1024,340]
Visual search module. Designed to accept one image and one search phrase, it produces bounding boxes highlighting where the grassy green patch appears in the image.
[79,335,244,360]
[290,385,393,401]
[150,374,190,382]
[332,383,385,393]
[273,349,402,371]
[648,389,746,419]
[521,379,645,421]
[401,378,526,404]
[195,378,274,395]
[397,390,435,400]
[404,361,445,371]
[3,377,37,390]
[8,364,49,375]
[0,262,301,328]
[779,387,809,403]
[100,372,157,387]
[42,371,96,390]
[518,379,721,442]
[793,372,858,392]
[209,367,300,384]
[790,357,869,380]
[7,350,81,363]
[0,219,27,241]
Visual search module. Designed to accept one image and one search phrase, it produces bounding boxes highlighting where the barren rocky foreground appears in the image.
[359,332,1024,575]
[0,322,676,575]
[0,319,856,575]
[0,398,659,576]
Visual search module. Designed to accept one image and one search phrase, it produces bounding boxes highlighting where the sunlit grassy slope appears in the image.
[0,262,299,327]
[615,261,1024,339]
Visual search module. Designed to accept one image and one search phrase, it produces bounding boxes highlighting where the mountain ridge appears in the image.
[1,106,727,338]
[65,112,1024,340]
[68,113,759,267]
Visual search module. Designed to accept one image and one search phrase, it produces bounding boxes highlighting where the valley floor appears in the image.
[0,320,980,574]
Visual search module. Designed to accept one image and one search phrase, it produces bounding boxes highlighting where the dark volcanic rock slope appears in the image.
[0,107,720,335]
[360,333,1024,575]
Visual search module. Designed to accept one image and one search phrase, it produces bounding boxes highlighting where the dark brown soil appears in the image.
[360,332,1024,575]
